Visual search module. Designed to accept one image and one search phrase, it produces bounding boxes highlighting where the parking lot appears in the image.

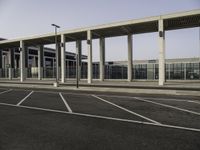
[0,87,199,150]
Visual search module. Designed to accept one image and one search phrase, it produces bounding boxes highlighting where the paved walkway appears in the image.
[0,78,200,96]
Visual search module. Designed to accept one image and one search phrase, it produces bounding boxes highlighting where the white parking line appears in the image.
[0,89,12,95]
[134,97,200,116]
[145,97,200,104]
[91,95,161,125]
[188,100,200,105]
[59,92,73,113]
[95,94,200,104]
[0,102,199,132]
[8,89,200,105]
[17,91,34,106]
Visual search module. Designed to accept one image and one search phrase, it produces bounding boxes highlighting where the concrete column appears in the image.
[158,19,165,86]
[8,49,14,80]
[25,47,29,78]
[168,64,171,80]
[76,40,82,81]
[184,63,187,80]
[38,45,44,80]
[0,50,2,77]
[20,41,25,82]
[32,56,37,67]
[61,34,66,83]
[53,58,55,78]
[58,45,61,80]
[87,30,92,84]
[43,57,46,78]
[100,37,105,81]
[76,40,82,80]
[127,34,133,82]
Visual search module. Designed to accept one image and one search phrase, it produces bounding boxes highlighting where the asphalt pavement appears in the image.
[0,87,199,150]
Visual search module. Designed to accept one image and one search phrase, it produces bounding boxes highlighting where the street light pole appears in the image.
[199,23,200,79]
[51,24,60,87]
[76,53,79,88]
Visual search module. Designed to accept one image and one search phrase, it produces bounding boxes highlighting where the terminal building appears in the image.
[0,46,199,81]
[0,9,200,85]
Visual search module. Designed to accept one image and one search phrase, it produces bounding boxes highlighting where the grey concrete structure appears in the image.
[127,34,133,82]
[0,50,2,77]
[61,34,66,83]
[8,48,14,80]
[20,41,25,82]
[87,30,92,84]
[76,40,82,81]
[158,18,165,85]
[38,45,44,80]
[100,37,105,81]
[0,9,199,85]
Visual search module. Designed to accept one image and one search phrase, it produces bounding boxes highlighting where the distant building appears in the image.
[0,47,199,80]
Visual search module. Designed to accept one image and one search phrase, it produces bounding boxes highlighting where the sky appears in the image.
[0,0,200,61]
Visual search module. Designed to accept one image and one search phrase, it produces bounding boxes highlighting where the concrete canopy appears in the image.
[0,9,199,49]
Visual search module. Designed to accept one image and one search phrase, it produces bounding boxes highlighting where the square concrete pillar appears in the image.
[8,48,15,80]
[25,47,29,78]
[61,34,66,83]
[158,19,165,86]
[20,41,26,82]
[76,40,82,81]
[127,34,133,82]
[87,30,92,84]
[38,45,44,80]
[99,37,105,81]
[58,45,61,80]
[0,50,2,78]
[184,63,187,80]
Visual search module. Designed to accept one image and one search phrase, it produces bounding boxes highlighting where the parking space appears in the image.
[145,97,200,113]
[97,95,200,129]
[0,87,199,150]
[0,89,31,105]
[21,92,69,112]
[61,93,148,122]
[0,104,199,150]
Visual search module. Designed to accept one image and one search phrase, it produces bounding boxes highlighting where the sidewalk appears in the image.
[0,79,200,96]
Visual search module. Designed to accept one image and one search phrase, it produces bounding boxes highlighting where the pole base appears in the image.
[53,82,59,87]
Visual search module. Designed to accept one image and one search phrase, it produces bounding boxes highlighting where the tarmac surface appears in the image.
[0,79,200,97]
[0,87,199,150]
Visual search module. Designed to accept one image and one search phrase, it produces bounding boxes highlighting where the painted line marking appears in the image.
[188,100,200,105]
[0,89,12,95]
[91,94,161,125]
[7,88,200,105]
[95,94,200,106]
[146,97,200,105]
[0,102,199,132]
[17,91,34,106]
[134,97,200,116]
[96,94,200,104]
[59,92,73,113]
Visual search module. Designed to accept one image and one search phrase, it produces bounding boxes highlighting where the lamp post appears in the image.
[199,22,200,79]
[51,24,60,87]
[76,53,79,88]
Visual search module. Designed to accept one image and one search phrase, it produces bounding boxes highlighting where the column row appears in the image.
[1,19,165,86]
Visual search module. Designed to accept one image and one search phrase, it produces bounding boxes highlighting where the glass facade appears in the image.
[186,63,200,80]
[169,63,184,80]
[105,64,127,79]
[1,62,200,80]
[0,48,199,80]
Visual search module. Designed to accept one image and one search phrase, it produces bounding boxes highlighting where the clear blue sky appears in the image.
[0,0,200,61]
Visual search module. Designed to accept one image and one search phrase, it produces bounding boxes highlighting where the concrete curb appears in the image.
[0,82,200,97]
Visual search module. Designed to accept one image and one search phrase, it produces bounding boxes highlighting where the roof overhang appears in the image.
[0,9,199,49]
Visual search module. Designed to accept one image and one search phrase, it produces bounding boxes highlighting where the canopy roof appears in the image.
[0,9,199,49]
